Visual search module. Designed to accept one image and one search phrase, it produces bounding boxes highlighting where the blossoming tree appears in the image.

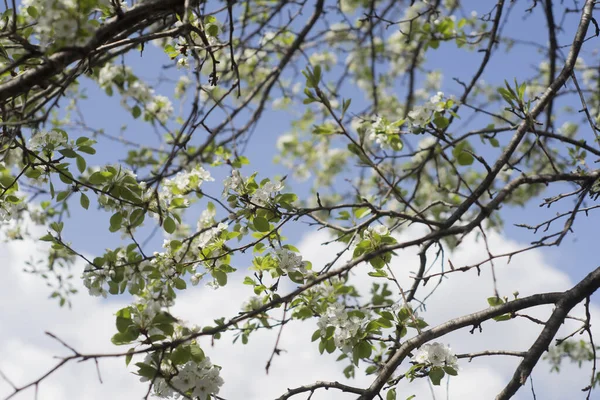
[1,0,600,399]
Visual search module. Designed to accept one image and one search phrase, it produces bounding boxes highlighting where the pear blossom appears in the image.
[146,95,174,123]
[250,181,284,206]
[363,225,389,239]
[412,342,458,369]
[318,303,365,353]
[29,130,67,151]
[223,170,244,195]
[275,248,307,274]
[197,223,227,248]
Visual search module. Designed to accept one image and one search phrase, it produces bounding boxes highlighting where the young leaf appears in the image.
[80,193,90,210]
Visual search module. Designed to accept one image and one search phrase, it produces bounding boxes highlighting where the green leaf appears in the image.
[39,233,54,242]
[253,216,270,232]
[325,338,336,354]
[433,116,449,129]
[111,327,140,345]
[163,216,176,234]
[27,6,38,18]
[110,212,123,232]
[311,329,322,342]
[429,366,445,386]
[487,296,505,307]
[130,209,145,227]
[135,363,157,378]
[88,172,106,185]
[80,193,90,210]
[58,149,78,158]
[58,172,73,184]
[78,146,96,155]
[380,311,395,320]
[174,277,187,290]
[76,136,90,146]
[132,106,142,119]
[214,270,227,286]
[50,221,64,233]
[170,346,191,365]
[116,315,132,333]
[342,98,351,118]
[369,256,386,269]
[125,348,135,366]
[190,345,205,362]
[354,341,372,359]
[56,190,70,202]
[443,366,458,376]
[207,24,219,37]
[386,388,397,400]
[456,151,474,166]
[354,207,370,219]
[76,156,86,173]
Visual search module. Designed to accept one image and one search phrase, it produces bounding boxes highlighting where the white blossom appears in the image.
[161,166,213,206]
[98,63,127,88]
[412,342,458,369]
[197,207,216,231]
[363,225,389,239]
[408,91,450,129]
[197,223,227,248]
[29,130,67,151]
[176,57,189,69]
[275,249,307,274]
[222,170,244,195]
[0,200,21,222]
[318,303,364,353]
[250,181,283,206]
[126,80,154,103]
[146,95,174,123]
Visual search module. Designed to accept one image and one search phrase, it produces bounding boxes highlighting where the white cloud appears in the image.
[0,227,598,400]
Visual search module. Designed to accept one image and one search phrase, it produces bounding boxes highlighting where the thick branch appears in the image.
[0,0,194,103]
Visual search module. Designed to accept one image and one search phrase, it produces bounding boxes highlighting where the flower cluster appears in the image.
[22,0,110,47]
[223,170,245,195]
[160,166,213,208]
[98,63,131,89]
[274,248,307,274]
[82,247,148,298]
[412,342,458,369]
[146,95,174,124]
[142,355,224,399]
[363,225,389,239]
[82,266,113,298]
[367,116,404,150]
[28,130,67,151]
[0,200,20,222]
[318,303,363,353]
[250,181,284,206]
[198,222,227,248]
[407,91,449,128]
[130,294,174,333]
